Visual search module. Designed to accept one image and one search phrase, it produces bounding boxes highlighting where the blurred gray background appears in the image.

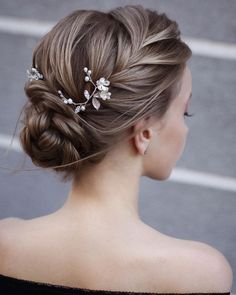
[0,0,236,292]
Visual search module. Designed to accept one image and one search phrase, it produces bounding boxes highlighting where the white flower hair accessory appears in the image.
[26,66,111,113]
[26,67,44,81]
[57,67,111,113]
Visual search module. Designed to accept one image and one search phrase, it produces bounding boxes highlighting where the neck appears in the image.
[59,150,143,226]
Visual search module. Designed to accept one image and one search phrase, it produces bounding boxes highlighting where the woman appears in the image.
[0,4,233,294]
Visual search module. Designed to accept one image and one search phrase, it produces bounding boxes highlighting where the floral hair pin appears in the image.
[26,66,111,113]
[57,67,111,113]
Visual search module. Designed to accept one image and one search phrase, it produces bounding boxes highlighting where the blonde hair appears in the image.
[7,4,192,182]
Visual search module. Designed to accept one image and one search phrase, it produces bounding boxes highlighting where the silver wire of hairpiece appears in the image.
[57,67,111,113]
[26,67,44,81]
[26,66,111,113]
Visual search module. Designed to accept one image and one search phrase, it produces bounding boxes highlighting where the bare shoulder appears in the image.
[162,239,233,293]
[119,223,234,293]
[192,240,233,287]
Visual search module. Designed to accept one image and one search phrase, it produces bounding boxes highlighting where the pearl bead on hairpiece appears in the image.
[26,66,112,113]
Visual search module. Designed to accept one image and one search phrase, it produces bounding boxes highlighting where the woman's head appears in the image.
[19,4,192,182]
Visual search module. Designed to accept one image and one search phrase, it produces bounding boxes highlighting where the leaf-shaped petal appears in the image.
[92,97,101,110]
[93,92,100,98]
[84,90,90,99]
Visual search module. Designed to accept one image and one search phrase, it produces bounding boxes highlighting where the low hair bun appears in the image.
[19,82,92,181]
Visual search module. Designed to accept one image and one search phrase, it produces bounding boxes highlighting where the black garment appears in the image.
[0,273,231,295]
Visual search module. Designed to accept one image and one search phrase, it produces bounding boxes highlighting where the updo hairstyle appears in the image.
[19,4,192,182]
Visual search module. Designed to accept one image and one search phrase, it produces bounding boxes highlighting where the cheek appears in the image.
[144,119,188,179]
[174,122,189,155]
[162,119,188,155]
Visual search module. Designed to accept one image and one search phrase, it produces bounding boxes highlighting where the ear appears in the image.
[132,117,154,156]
